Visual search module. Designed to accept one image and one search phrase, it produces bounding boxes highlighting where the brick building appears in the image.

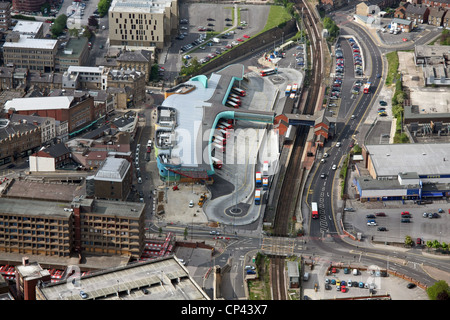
[4,95,101,136]
[0,118,41,166]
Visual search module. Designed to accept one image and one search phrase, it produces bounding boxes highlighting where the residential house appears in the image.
[422,0,450,10]
[404,4,430,24]
[428,6,447,26]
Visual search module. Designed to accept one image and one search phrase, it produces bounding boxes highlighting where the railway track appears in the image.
[270,0,323,300]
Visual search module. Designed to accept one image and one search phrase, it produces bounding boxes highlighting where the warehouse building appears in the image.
[355,143,450,201]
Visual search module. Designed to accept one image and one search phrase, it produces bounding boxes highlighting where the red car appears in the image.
[375,212,386,217]
[401,211,410,216]
[331,267,337,273]
[237,38,244,42]
[243,34,250,38]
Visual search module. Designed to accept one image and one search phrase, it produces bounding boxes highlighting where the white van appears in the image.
[352,269,358,275]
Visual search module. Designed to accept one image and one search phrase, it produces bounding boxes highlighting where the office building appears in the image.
[108,0,179,50]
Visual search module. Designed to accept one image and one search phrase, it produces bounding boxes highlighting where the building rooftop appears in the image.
[3,35,57,50]
[12,20,43,37]
[366,143,450,177]
[4,96,74,111]
[110,0,174,14]
[2,179,85,202]
[58,37,88,59]
[95,157,130,182]
[38,256,209,300]
[0,197,73,218]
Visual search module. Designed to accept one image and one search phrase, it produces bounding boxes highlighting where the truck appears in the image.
[198,193,207,207]
[255,172,262,188]
[254,189,261,205]
[363,82,371,94]
[311,202,319,219]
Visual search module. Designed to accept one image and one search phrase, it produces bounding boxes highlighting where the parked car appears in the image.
[366,214,376,219]
[401,218,411,223]
[377,227,387,231]
[401,211,410,216]
[375,212,386,217]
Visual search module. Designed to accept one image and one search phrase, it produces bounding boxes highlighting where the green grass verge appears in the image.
[261,5,292,32]
[385,51,399,86]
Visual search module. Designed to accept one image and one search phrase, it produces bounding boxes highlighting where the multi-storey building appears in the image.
[0,118,41,166]
[4,94,97,135]
[62,66,146,107]
[56,37,90,72]
[3,32,58,72]
[12,0,46,13]
[0,1,11,32]
[92,156,133,201]
[9,114,56,144]
[108,0,178,50]
[0,196,146,259]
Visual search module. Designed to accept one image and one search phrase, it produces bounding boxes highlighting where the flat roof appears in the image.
[38,256,209,300]
[3,36,57,50]
[4,96,74,111]
[13,20,43,36]
[110,0,173,14]
[0,198,73,219]
[67,66,104,74]
[95,157,130,182]
[366,143,450,177]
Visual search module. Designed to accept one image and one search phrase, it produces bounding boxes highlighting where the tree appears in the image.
[426,240,433,251]
[98,0,112,17]
[432,239,441,250]
[427,280,450,300]
[404,235,413,247]
[68,28,78,37]
[88,16,99,27]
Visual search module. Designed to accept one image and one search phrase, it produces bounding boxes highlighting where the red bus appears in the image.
[232,87,246,96]
[226,100,239,108]
[312,202,319,219]
[229,93,241,101]
[363,82,371,94]
[227,97,241,106]
[212,156,223,169]
[260,68,277,77]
